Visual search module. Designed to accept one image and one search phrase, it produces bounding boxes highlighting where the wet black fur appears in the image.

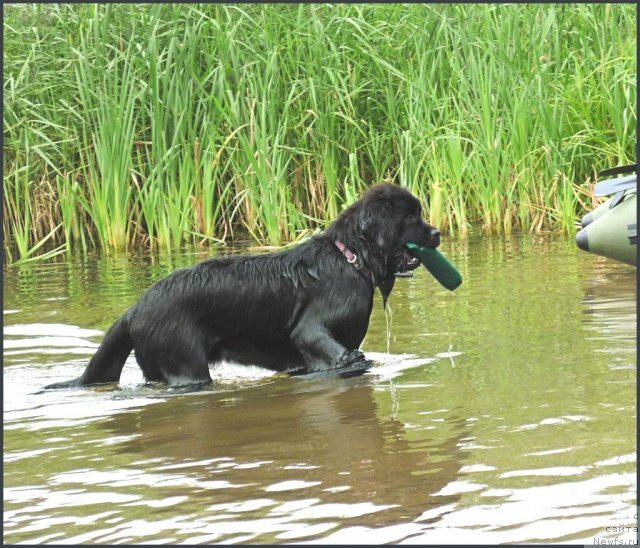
[44,184,440,388]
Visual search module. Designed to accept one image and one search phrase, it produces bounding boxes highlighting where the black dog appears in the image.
[44,184,440,388]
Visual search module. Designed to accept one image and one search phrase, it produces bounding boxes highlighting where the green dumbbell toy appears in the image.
[406,242,462,291]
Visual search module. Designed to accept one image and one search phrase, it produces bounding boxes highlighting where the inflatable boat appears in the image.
[576,165,637,266]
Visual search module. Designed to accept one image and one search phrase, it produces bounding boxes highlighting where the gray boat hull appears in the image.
[576,192,636,266]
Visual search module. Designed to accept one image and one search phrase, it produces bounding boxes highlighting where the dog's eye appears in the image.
[404,215,416,224]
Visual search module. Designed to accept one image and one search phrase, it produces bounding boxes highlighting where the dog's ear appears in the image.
[357,199,399,253]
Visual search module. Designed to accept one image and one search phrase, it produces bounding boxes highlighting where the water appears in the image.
[3,234,636,544]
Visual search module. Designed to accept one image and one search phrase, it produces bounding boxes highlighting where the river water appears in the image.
[3,234,636,544]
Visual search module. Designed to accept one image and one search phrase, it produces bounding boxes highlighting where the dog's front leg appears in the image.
[290,325,372,378]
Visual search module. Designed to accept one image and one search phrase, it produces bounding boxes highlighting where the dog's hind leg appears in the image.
[136,337,213,387]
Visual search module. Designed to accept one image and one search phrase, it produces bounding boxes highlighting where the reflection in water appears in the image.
[4,370,471,543]
[105,378,468,527]
[582,259,637,357]
[3,234,637,544]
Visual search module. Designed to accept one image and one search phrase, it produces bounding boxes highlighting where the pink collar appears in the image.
[335,240,375,286]
[335,239,359,266]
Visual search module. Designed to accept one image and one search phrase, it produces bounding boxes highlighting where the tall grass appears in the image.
[3,3,636,260]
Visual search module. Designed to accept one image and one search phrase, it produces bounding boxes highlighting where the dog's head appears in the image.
[327,183,440,281]
[355,184,440,274]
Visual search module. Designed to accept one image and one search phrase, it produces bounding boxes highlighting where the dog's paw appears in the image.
[290,350,372,380]
[334,362,371,378]
[335,349,364,366]
[333,349,373,377]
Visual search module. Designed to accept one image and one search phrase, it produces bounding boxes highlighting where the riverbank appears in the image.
[3,4,636,262]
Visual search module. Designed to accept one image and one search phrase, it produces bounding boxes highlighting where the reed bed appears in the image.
[3,3,636,261]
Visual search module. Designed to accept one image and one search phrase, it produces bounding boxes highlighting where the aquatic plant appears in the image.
[3,3,636,260]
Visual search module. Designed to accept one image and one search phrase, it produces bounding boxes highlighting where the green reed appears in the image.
[3,3,636,261]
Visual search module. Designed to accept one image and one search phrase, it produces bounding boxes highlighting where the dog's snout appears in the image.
[429,227,441,248]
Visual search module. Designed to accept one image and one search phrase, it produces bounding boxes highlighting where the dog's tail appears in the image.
[43,315,134,389]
